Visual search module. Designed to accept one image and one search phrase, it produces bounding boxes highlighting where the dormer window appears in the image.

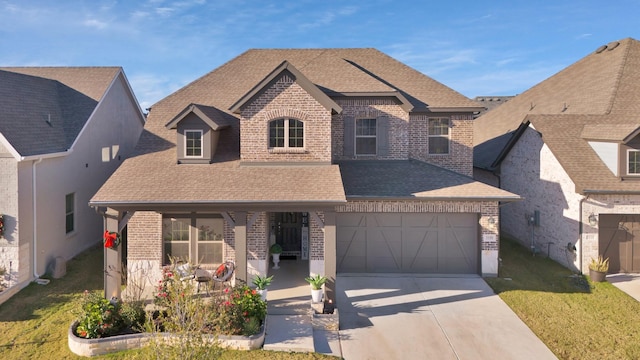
[628,150,640,175]
[185,130,203,157]
[269,118,304,149]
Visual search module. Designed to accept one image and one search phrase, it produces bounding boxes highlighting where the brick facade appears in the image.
[240,74,332,162]
[0,155,21,286]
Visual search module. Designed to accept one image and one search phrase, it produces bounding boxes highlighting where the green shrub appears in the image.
[120,300,146,331]
[75,291,124,338]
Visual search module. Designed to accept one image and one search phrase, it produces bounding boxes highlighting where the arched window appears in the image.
[269,118,304,148]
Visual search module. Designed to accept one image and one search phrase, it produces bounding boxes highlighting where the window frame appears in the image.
[627,149,640,175]
[268,118,304,149]
[355,118,377,156]
[184,130,203,158]
[162,215,224,267]
[65,193,75,234]
[428,117,450,155]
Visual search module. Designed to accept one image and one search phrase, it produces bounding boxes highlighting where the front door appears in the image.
[275,212,302,256]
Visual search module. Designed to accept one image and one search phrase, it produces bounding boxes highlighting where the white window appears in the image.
[269,118,304,148]
[428,118,450,154]
[162,216,224,266]
[185,130,203,157]
[65,193,75,234]
[355,118,377,155]
[628,150,640,175]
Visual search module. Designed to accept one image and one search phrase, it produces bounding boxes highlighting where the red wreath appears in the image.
[103,231,121,249]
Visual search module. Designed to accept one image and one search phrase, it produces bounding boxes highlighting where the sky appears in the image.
[1,0,639,110]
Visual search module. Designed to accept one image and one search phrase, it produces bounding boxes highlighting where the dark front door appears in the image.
[275,212,302,255]
[600,214,640,273]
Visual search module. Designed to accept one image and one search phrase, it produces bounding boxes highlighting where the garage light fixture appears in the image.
[588,213,598,227]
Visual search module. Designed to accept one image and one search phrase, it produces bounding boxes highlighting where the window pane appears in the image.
[356,138,376,155]
[630,151,640,174]
[429,118,449,135]
[196,218,224,265]
[429,137,449,154]
[163,218,191,265]
[65,193,74,233]
[197,243,222,264]
[289,119,304,148]
[185,131,202,156]
[356,119,376,136]
[269,119,285,148]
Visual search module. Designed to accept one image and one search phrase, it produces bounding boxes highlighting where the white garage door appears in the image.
[337,213,479,274]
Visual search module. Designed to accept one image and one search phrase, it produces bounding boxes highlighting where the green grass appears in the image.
[0,245,336,360]
[485,237,640,360]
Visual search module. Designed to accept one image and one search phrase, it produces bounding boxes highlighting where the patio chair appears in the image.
[211,261,235,292]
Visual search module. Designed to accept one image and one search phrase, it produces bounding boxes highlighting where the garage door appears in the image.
[337,213,478,274]
[599,214,640,273]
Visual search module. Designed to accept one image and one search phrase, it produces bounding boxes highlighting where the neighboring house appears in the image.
[473,96,515,117]
[90,49,519,302]
[0,67,145,296]
[473,38,640,274]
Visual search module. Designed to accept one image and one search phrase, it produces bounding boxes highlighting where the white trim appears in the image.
[184,129,204,158]
[627,149,640,175]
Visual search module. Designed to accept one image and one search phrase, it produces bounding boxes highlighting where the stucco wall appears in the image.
[500,126,582,271]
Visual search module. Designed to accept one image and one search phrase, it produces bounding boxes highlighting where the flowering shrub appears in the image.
[75,291,124,339]
[103,230,121,249]
[154,266,176,306]
[207,284,266,336]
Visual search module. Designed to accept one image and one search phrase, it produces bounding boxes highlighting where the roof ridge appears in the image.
[606,38,634,114]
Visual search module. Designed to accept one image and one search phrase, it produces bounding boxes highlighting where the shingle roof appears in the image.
[474,38,639,170]
[527,114,640,193]
[338,160,520,200]
[93,49,492,207]
[0,67,121,156]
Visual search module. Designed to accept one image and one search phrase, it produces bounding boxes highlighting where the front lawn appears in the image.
[0,245,335,359]
[485,237,640,360]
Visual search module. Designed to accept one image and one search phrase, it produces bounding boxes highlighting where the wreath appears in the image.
[103,231,121,249]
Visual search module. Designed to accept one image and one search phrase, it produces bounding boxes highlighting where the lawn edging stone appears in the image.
[68,320,266,357]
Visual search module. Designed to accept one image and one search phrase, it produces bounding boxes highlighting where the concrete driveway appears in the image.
[337,275,557,360]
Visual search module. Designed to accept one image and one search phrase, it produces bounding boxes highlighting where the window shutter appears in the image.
[343,115,355,156]
[377,115,389,156]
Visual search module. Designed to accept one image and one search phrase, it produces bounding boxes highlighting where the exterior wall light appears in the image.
[588,213,598,227]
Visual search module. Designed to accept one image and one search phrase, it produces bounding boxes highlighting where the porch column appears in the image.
[324,210,337,303]
[104,208,121,300]
[235,211,247,283]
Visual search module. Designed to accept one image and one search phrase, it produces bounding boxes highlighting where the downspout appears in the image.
[578,196,586,274]
[32,158,43,279]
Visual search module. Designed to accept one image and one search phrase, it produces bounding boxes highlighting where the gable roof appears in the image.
[474,38,640,171]
[229,61,342,114]
[0,67,122,157]
[166,104,232,130]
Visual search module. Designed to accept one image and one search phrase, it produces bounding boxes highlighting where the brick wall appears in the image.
[310,211,325,260]
[500,126,582,271]
[240,74,332,162]
[332,98,409,160]
[409,113,474,177]
[127,212,162,261]
[0,156,20,286]
[247,212,267,260]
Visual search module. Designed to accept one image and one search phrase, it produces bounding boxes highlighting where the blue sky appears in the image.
[1,0,639,110]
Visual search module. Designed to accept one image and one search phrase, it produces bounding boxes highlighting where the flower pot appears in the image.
[271,253,280,269]
[311,288,323,303]
[589,269,607,282]
[257,289,267,301]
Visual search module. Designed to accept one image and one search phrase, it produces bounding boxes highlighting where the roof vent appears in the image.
[595,45,607,54]
[607,41,620,51]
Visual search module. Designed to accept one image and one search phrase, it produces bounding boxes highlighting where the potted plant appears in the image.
[305,274,327,303]
[269,243,282,269]
[252,274,273,301]
[589,255,609,282]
